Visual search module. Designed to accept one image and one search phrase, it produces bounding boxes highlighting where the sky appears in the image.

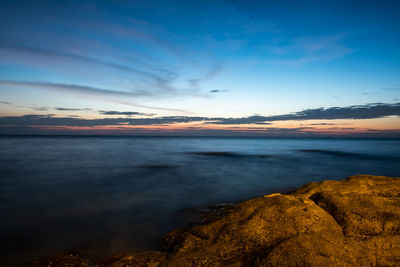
[0,0,399,136]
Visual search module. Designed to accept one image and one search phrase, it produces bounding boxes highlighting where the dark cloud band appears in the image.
[212,103,400,124]
[0,103,399,129]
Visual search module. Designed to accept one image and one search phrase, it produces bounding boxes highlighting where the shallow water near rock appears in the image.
[0,136,399,265]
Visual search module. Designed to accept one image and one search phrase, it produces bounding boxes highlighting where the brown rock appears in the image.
[309,191,400,237]
[164,194,343,266]
[257,233,353,266]
[290,175,400,199]
[21,252,89,267]
[97,251,168,267]
[345,236,400,266]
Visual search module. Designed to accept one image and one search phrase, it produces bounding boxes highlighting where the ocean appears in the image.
[0,136,399,265]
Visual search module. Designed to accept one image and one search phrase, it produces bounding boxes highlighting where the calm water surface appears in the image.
[0,136,399,265]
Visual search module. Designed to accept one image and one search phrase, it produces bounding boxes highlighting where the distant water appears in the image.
[1,136,399,265]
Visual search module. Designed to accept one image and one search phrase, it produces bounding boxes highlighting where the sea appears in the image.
[0,136,399,265]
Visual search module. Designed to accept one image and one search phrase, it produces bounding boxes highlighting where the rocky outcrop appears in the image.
[23,175,400,266]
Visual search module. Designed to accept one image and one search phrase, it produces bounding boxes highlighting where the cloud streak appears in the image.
[55,107,92,111]
[267,33,353,66]
[210,89,229,93]
[0,114,215,127]
[0,44,155,76]
[0,80,186,112]
[0,44,219,99]
[0,79,151,97]
[98,111,152,116]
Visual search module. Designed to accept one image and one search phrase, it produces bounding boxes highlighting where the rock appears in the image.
[345,236,400,266]
[161,194,343,266]
[289,175,400,199]
[309,191,400,237]
[22,175,400,266]
[20,252,89,267]
[97,251,169,267]
[256,233,353,266]
[181,203,235,228]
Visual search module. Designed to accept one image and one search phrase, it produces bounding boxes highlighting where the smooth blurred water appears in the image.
[0,136,399,265]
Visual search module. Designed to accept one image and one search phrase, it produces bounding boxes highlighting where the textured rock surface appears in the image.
[23,175,400,266]
[21,252,89,267]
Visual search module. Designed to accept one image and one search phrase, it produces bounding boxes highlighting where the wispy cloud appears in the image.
[0,80,185,112]
[382,86,400,92]
[30,107,49,111]
[0,44,164,79]
[98,110,153,116]
[187,65,223,90]
[210,89,229,93]
[268,33,353,66]
[0,80,151,97]
[55,107,92,111]
[307,123,337,126]
[0,44,182,97]
[0,44,220,99]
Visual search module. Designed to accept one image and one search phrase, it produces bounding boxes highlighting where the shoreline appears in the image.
[22,174,400,266]
[2,135,400,140]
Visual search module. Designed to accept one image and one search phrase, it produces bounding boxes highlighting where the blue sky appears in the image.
[0,0,399,135]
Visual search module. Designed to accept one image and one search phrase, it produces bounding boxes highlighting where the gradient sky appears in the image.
[1,0,399,136]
